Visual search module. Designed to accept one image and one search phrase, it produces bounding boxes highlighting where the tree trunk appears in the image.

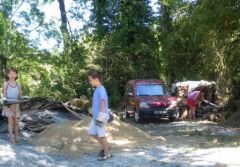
[0,54,7,81]
[160,0,172,86]
[160,1,171,33]
[57,0,70,52]
[93,0,107,38]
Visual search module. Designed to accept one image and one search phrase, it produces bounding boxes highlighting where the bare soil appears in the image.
[31,117,160,155]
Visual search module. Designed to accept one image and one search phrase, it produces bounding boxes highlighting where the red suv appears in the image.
[123,79,179,122]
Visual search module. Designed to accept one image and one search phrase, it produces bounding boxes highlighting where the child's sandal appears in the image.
[98,154,113,161]
[98,149,104,158]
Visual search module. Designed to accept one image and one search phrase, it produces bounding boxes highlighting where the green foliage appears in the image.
[88,0,159,106]
[0,0,239,106]
[161,0,240,99]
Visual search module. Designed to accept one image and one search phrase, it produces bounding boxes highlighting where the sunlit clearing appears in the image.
[0,145,16,163]
[110,140,134,146]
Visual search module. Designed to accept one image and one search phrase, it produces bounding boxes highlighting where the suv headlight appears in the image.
[140,102,150,109]
[169,101,177,108]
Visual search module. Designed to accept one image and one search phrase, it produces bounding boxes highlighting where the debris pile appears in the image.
[31,117,159,155]
[21,109,82,133]
[22,111,56,133]
[176,80,216,102]
[20,97,64,111]
[0,97,89,134]
[176,80,216,93]
[202,112,226,122]
[222,111,240,128]
[67,96,90,112]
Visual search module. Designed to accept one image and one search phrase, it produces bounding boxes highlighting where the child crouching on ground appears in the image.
[88,71,112,161]
[2,67,22,144]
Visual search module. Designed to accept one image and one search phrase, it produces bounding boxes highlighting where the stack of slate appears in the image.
[0,97,89,134]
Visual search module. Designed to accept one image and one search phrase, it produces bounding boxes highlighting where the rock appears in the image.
[209,114,215,121]
[203,112,225,122]
[212,138,218,144]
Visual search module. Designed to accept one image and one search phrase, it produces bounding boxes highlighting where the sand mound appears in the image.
[222,111,240,128]
[31,117,159,155]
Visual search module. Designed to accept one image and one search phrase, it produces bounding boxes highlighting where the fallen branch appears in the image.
[61,102,82,120]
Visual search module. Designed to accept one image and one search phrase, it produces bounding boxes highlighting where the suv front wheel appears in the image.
[123,107,130,119]
[134,110,143,123]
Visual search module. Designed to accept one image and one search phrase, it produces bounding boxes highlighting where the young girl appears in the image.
[187,89,208,120]
[2,67,22,144]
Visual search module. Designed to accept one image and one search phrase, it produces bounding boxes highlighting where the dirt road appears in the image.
[0,118,240,167]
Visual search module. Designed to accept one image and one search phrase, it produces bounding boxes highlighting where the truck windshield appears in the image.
[136,84,165,96]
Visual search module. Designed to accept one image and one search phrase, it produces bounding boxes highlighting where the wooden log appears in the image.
[65,104,82,112]
[61,102,82,120]
[27,126,46,133]
[26,124,44,128]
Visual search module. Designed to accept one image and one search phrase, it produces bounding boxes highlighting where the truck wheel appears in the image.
[123,107,130,119]
[134,110,143,123]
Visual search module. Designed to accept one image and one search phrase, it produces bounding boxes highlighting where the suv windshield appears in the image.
[136,84,165,96]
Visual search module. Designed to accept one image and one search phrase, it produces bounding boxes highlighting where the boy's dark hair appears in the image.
[88,71,101,80]
[6,67,18,80]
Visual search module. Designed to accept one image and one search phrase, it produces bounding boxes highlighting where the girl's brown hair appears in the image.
[6,67,18,80]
